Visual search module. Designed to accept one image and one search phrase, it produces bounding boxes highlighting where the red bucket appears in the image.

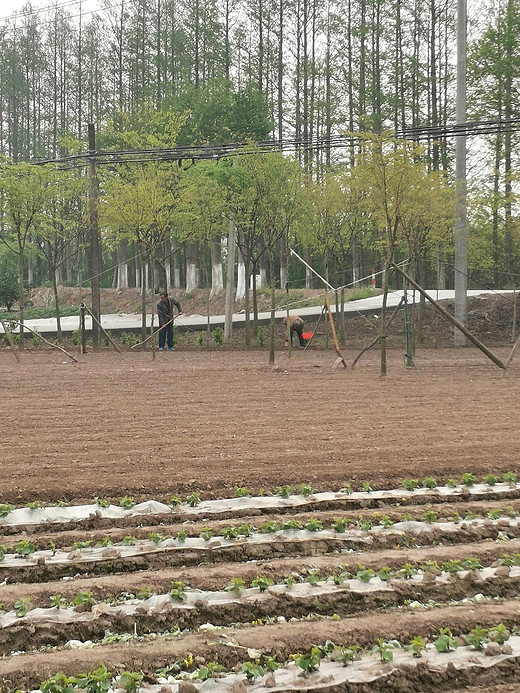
[302,332,313,340]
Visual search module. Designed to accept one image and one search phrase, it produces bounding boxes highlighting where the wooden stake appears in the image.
[0,320,20,362]
[324,292,347,368]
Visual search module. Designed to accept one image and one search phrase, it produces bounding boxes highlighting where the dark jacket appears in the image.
[157,297,181,326]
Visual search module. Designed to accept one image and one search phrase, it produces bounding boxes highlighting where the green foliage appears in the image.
[304,518,323,532]
[460,472,477,486]
[275,484,293,498]
[148,532,165,545]
[503,472,517,484]
[241,661,264,682]
[356,565,375,582]
[465,625,489,650]
[118,671,143,692]
[225,577,246,594]
[331,517,348,533]
[234,486,251,497]
[175,530,187,543]
[49,595,68,609]
[409,635,427,657]
[399,563,418,579]
[169,494,182,506]
[378,566,394,581]
[15,539,35,556]
[402,479,419,491]
[73,590,95,609]
[196,332,205,346]
[488,623,510,645]
[0,503,14,517]
[258,520,280,533]
[256,326,265,346]
[71,540,93,551]
[372,639,394,662]
[307,568,321,585]
[420,510,438,523]
[434,628,458,652]
[193,662,225,680]
[0,544,8,561]
[422,477,437,488]
[40,672,78,693]
[170,581,187,602]
[186,492,201,506]
[0,271,19,311]
[75,663,112,693]
[251,575,274,591]
[14,597,31,617]
[121,535,137,545]
[299,483,315,496]
[200,527,213,541]
[483,474,499,486]
[295,646,322,673]
[441,559,463,573]
[281,519,303,530]
[93,497,110,508]
[361,481,373,493]
[212,327,224,345]
[119,496,135,509]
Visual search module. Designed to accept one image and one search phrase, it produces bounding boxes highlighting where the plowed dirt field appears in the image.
[1,346,520,692]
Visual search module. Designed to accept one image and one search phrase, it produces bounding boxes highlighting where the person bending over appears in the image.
[283,314,306,348]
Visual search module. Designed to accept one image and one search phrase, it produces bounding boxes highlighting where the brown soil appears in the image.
[1,342,520,691]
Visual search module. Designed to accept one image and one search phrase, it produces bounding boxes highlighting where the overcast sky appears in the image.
[0,0,100,25]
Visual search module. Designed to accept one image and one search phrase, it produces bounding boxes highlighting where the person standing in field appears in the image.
[157,291,182,351]
[283,314,306,348]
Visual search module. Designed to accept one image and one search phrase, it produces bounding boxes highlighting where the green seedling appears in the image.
[483,474,499,486]
[93,497,110,508]
[285,575,296,589]
[175,530,187,543]
[200,527,213,541]
[503,472,517,484]
[275,485,293,498]
[486,509,502,520]
[0,503,14,517]
[236,523,253,536]
[465,625,489,650]
[148,532,165,544]
[262,655,279,672]
[378,566,394,581]
[460,472,477,486]
[401,512,414,521]
[0,544,8,561]
[40,672,78,693]
[49,595,68,609]
[488,623,510,645]
[119,496,135,509]
[342,484,353,495]
[136,587,152,600]
[295,646,322,673]
[361,481,373,493]
[96,537,113,547]
[434,628,458,652]
[507,506,518,518]
[186,492,201,507]
[258,520,281,533]
[420,560,440,573]
[225,577,246,594]
[219,526,239,540]
[75,663,112,693]
[170,580,187,602]
[332,571,345,585]
[241,661,264,682]
[357,518,373,531]
[421,510,438,523]
[336,645,362,665]
[442,559,463,573]
[464,510,477,520]
[409,635,427,657]
[194,662,225,680]
[402,479,419,491]
[356,565,375,582]
[14,597,31,617]
[122,535,137,545]
[281,519,303,530]
[331,518,347,532]
[307,568,321,585]
[462,557,482,570]
[451,511,462,524]
[299,483,315,496]
[251,575,273,591]
[15,539,35,556]
[73,590,95,609]
[71,540,92,551]
[26,500,44,510]
[422,477,437,489]
[447,478,459,488]
[234,486,251,497]
[304,518,323,532]
[497,553,515,567]
[118,671,143,692]
[169,494,182,506]
[378,514,394,527]
[372,638,394,662]
[399,563,418,579]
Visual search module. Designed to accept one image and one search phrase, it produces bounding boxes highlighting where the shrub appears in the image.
[212,327,224,345]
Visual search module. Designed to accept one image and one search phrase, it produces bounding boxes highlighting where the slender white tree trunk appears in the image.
[210,238,223,296]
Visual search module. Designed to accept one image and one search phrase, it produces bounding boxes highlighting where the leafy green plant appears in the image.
[93,497,110,508]
[503,472,517,484]
[234,486,251,497]
[170,581,187,602]
[304,518,323,532]
[361,481,373,493]
[251,575,274,591]
[331,517,348,532]
[434,628,458,652]
[447,478,459,488]
[372,638,394,662]
[256,326,266,346]
[119,496,135,509]
[169,494,182,506]
[442,559,463,573]
[378,514,394,527]
[262,655,279,672]
[200,527,213,541]
[357,517,373,531]
[356,565,375,582]
[212,327,224,345]
[136,587,152,600]
[73,590,95,609]
[462,557,482,570]
[422,477,437,489]
[483,474,499,486]
[236,523,253,536]
[0,544,8,561]
[402,479,419,491]
[219,526,239,540]
[15,539,35,556]
[49,594,68,609]
[336,645,362,665]
[307,568,321,585]
[40,672,78,693]
[299,483,315,496]
[465,625,489,650]
[241,660,265,682]
[0,503,14,517]
[488,623,510,645]
[175,530,187,543]
[378,566,394,581]
[225,577,246,594]
[295,646,322,673]
[421,510,438,523]
[148,532,165,545]
[71,540,93,551]
[194,662,225,680]
[420,560,440,573]
[275,485,293,498]
[464,510,477,520]
[486,509,502,520]
[342,484,353,495]
[281,519,303,530]
[14,597,31,617]
[399,563,418,579]
[451,511,462,524]
[122,535,137,545]
[75,663,112,693]
[258,520,281,533]
[460,472,477,486]
[195,332,205,347]
[409,635,427,657]
[96,536,113,547]
[186,492,201,506]
[26,500,44,510]
[285,575,296,589]
[118,671,143,692]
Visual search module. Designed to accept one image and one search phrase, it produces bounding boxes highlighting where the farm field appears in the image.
[1,347,520,692]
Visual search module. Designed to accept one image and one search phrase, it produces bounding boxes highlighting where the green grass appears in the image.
[0,306,79,321]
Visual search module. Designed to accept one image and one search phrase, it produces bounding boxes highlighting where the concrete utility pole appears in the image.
[454,0,467,346]
[88,123,102,350]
